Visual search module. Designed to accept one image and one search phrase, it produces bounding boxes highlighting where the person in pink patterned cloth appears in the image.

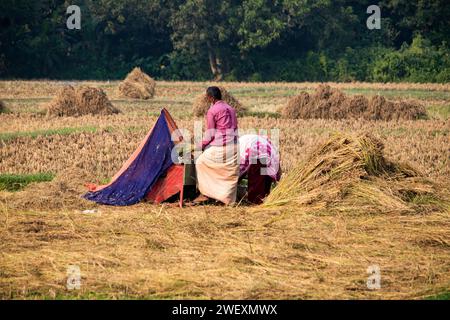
[238,134,281,204]
[195,87,239,205]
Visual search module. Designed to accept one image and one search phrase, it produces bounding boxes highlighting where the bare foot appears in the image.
[192,194,210,204]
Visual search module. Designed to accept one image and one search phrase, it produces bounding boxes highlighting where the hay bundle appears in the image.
[118,67,156,99]
[46,86,76,116]
[263,133,447,214]
[0,100,6,113]
[325,89,347,119]
[392,100,427,120]
[367,96,427,121]
[282,85,349,120]
[193,86,247,117]
[47,85,120,117]
[341,95,369,118]
[282,85,427,121]
[281,92,310,119]
[8,167,97,210]
[366,95,394,120]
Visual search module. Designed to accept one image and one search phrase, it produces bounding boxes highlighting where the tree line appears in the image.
[1,0,449,82]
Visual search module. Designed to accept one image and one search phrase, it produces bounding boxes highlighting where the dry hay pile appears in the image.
[263,133,448,215]
[282,84,427,120]
[46,85,120,117]
[0,100,6,113]
[118,67,156,99]
[193,86,247,117]
[366,95,427,121]
[5,167,96,210]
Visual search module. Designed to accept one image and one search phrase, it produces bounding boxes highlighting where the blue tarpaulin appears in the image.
[83,112,175,206]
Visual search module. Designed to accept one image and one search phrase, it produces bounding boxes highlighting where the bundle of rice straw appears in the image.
[367,96,427,121]
[193,86,247,117]
[281,92,310,119]
[46,85,120,117]
[282,84,427,121]
[118,67,156,99]
[262,133,448,215]
[0,100,6,113]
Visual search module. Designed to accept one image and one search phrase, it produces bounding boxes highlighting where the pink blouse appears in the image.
[201,100,238,150]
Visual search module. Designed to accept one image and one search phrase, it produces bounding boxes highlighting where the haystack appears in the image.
[281,92,310,119]
[282,84,427,121]
[193,86,247,117]
[0,100,6,113]
[263,133,448,215]
[47,85,120,117]
[367,96,427,121]
[8,167,96,210]
[341,95,369,119]
[118,67,156,99]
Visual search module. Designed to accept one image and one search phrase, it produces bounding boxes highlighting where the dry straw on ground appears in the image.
[46,85,120,117]
[1,116,449,180]
[1,193,449,299]
[193,86,247,117]
[4,167,97,211]
[118,67,156,100]
[263,133,449,215]
[282,84,427,120]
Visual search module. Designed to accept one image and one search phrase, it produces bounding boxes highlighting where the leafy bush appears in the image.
[371,35,450,83]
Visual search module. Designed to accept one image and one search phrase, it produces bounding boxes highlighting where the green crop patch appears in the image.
[425,291,450,300]
[0,173,55,192]
[0,126,98,142]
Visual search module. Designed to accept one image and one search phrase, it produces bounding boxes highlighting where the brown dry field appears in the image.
[0,80,449,299]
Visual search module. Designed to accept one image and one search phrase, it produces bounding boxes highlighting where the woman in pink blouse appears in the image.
[194,87,239,205]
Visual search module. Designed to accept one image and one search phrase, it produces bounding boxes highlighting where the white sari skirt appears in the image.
[196,145,239,205]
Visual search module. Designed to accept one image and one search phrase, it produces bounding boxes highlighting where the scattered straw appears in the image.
[0,203,449,299]
[118,67,156,100]
[5,167,97,211]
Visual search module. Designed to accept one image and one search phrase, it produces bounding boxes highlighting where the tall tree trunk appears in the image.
[207,44,223,81]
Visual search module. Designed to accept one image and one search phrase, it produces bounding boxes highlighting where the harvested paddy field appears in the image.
[0,80,449,299]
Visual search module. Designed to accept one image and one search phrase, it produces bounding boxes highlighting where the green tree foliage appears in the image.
[168,0,241,80]
[0,0,449,82]
[371,35,450,82]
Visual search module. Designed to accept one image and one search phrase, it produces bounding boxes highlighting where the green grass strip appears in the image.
[0,172,55,192]
[427,104,450,120]
[0,126,98,142]
[425,291,450,300]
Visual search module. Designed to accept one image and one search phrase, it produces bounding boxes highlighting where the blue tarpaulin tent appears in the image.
[83,109,182,206]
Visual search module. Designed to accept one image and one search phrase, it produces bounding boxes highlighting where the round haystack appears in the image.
[282,85,427,121]
[192,86,247,117]
[263,133,447,214]
[118,67,156,100]
[46,85,120,117]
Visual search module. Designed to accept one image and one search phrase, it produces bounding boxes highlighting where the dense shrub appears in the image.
[371,36,450,83]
